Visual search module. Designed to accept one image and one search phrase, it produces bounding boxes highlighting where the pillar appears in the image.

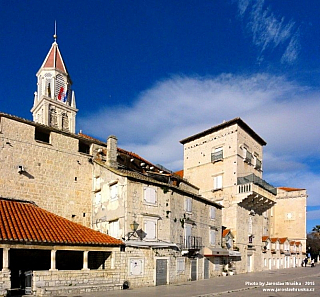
[82,251,89,270]
[50,250,57,271]
[2,248,9,271]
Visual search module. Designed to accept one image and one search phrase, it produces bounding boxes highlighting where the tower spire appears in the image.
[53,21,57,42]
[31,28,78,133]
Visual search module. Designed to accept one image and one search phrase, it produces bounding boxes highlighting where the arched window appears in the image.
[56,74,66,101]
[62,112,69,131]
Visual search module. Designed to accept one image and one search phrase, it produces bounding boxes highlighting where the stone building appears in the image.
[270,187,307,252]
[91,135,224,286]
[179,118,307,273]
[0,197,124,296]
[31,37,77,133]
[0,35,227,294]
[0,33,308,294]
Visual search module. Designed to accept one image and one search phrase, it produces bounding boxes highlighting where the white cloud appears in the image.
[235,0,300,64]
[78,73,320,209]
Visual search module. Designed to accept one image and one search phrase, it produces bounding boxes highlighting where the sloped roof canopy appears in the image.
[0,198,123,247]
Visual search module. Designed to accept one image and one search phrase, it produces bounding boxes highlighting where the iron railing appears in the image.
[237,173,277,195]
[180,236,202,250]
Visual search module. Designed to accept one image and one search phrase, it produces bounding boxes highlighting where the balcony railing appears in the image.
[211,151,223,162]
[180,236,202,250]
[237,173,277,195]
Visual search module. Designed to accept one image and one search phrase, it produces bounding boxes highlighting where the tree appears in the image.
[307,226,320,261]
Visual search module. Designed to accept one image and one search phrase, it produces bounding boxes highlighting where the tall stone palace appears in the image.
[0,32,307,296]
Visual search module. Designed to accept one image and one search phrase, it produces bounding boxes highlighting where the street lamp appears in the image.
[130,221,139,232]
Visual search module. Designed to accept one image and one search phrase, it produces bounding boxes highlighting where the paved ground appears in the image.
[68,265,320,297]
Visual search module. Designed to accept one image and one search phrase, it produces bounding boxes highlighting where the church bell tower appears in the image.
[31,28,77,133]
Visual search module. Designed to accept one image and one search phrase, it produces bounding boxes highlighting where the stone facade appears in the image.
[32,270,122,296]
[91,142,225,286]
[180,118,307,274]
[270,188,307,252]
[0,114,106,227]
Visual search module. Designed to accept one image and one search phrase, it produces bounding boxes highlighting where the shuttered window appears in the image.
[144,187,157,204]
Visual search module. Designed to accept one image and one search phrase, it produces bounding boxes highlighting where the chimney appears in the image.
[106,135,118,168]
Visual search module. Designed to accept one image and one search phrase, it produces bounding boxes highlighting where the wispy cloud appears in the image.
[78,73,320,213]
[235,0,300,64]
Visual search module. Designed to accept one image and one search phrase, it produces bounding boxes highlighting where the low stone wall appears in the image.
[32,270,123,296]
[0,270,10,296]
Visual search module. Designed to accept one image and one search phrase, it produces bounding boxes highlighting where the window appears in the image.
[286,212,293,220]
[184,223,192,248]
[254,156,262,170]
[177,258,185,273]
[143,187,157,204]
[249,235,253,244]
[144,219,157,240]
[62,113,69,132]
[35,127,50,143]
[213,175,222,190]
[109,220,119,238]
[94,192,101,205]
[94,177,101,191]
[211,146,223,162]
[210,229,216,245]
[49,107,58,128]
[210,206,216,219]
[79,140,91,154]
[110,183,118,201]
[185,197,192,213]
[243,147,252,164]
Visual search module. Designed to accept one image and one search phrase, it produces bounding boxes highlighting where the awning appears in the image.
[125,240,179,249]
[229,250,241,257]
[204,247,229,257]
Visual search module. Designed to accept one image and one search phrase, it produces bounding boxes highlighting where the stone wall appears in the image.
[32,270,122,296]
[0,270,10,297]
[0,116,98,227]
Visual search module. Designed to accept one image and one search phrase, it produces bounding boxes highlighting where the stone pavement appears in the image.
[67,265,320,297]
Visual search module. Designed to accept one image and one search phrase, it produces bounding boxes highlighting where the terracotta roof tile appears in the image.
[0,198,123,246]
[278,237,288,244]
[278,187,305,192]
[270,237,279,243]
[175,170,184,178]
[262,236,269,242]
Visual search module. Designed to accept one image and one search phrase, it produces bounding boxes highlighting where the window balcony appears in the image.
[236,174,277,214]
[180,236,202,250]
[238,174,277,195]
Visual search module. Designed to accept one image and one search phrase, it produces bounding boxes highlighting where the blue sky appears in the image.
[1,0,320,232]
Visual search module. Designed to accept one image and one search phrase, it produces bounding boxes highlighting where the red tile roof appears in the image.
[0,198,123,247]
[175,170,184,178]
[262,236,269,242]
[42,42,67,74]
[270,237,279,243]
[278,187,305,192]
[278,237,288,244]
